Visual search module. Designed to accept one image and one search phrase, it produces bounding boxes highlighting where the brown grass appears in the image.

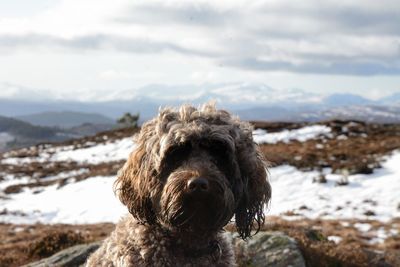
[263,217,400,267]
[257,121,400,174]
[0,223,114,267]
[1,217,399,267]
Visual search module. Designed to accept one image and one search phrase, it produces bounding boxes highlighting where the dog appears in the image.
[86,103,271,266]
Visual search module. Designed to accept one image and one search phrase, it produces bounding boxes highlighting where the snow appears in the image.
[1,125,333,164]
[268,150,400,221]
[0,122,399,227]
[53,138,134,164]
[327,235,342,244]
[354,223,372,232]
[369,227,390,244]
[0,176,126,224]
[1,137,135,165]
[253,125,332,144]
[1,150,399,225]
[40,169,89,182]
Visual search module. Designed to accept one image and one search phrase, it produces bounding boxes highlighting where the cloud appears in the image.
[116,3,236,27]
[1,0,400,77]
[111,1,400,76]
[228,58,400,76]
[0,33,214,57]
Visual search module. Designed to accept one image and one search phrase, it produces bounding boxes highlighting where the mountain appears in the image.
[235,106,295,121]
[17,111,115,128]
[323,93,374,107]
[68,123,117,137]
[305,105,400,123]
[380,92,400,105]
[0,115,117,152]
[0,82,399,123]
[0,98,159,122]
[0,115,58,139]
[0,115,64,151]
[129,83,322,109]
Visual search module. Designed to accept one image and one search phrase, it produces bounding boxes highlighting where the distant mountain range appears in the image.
[0,83,399,124]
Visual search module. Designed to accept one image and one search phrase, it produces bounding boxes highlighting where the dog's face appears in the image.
[115,104,271,239]
[158,139,239,233]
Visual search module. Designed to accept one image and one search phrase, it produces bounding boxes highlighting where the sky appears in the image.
[0,0,399,101]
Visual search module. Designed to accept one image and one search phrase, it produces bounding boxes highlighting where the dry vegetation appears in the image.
[263,217,400,267]
[1,217,399,267]
[0,223,114,267]
[255,120,400,174]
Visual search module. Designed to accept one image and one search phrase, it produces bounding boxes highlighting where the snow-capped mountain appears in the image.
[323,93,374,107]
[0,82,399,122]
[380,92,400,105]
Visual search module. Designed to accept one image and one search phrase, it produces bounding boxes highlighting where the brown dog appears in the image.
[86,103,271,267]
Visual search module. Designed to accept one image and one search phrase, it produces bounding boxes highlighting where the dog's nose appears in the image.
[187,177,209,192]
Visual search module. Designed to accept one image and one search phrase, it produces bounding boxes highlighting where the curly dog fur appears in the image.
[86,103,271,266]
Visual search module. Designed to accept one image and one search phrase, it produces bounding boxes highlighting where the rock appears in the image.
[25,232,305,267]
[22,242,101,267]
[230,231,306,267]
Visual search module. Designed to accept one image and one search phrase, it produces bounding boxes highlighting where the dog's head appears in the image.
[115,103,271,239]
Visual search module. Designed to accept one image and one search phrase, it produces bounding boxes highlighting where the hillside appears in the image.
[16,111,115,128]
[0,115,118,152]
[0,121,399,266]
[0,115,57,139]
[0,115,63,151]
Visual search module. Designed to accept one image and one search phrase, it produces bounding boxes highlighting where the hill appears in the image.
[0,115,116,152]
[0,115,64,151]
[17,111,115,128]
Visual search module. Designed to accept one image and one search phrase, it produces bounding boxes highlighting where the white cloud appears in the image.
[0,0,399,100]
[98,69,131,80]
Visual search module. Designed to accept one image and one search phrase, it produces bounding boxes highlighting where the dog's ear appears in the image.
[235,141,271,240]
[114,121,161,224]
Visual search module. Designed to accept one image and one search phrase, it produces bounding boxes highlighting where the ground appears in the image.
[1,217,399,267]
[0,121,399,266]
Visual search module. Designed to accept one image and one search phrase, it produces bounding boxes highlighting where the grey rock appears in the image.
[22,242,101,267]
[230,231,306,267]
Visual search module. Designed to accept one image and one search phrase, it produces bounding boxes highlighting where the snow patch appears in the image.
[0,176,126,224]
[327,235,342,244]
[53,138,134,164]
[253,125,332,144]
[1,137,135,165]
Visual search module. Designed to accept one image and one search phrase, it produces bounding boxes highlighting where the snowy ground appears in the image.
[253,125,332,144]
[1,137,135,165]
[0,176,126,224]
[0,152,399,224]
[0,124,399,225]
[270,151,400,222]
[1,125,326,165]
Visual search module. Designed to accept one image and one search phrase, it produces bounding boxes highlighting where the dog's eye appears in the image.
[201,140,233,174]
[206,140,240,185]
[159,142,192,178]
